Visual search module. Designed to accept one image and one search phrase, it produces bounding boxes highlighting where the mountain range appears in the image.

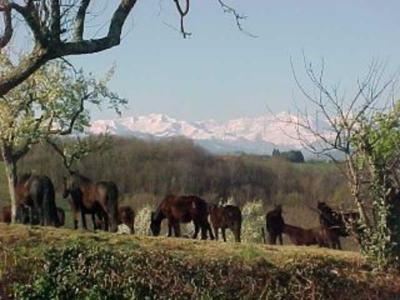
[89,112,326,155]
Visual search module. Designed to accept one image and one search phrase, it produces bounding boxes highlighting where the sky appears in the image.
[67,0,400,122]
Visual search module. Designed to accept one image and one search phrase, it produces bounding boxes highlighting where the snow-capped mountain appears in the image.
[89,112,328,155]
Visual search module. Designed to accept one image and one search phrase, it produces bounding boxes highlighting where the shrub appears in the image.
[241,201,265,243]
[134,204,154,236]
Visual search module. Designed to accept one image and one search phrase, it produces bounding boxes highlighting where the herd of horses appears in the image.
[0,172,359,249]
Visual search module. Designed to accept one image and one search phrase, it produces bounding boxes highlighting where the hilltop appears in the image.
[1,224,399,299]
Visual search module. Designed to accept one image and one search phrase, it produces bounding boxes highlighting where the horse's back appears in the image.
[163,195,208,223]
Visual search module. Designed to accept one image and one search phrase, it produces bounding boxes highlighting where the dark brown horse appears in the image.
[317,201,359,237]
[150,195,214,240]
[209,204,242,242]
[15,174,60,227]
[118,205,135,234]
[283,223,341,249]
[266,205,284,245]
[63,172,119,232]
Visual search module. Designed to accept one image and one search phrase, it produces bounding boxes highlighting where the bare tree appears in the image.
[0,0,252,97]
[283,57,400,267]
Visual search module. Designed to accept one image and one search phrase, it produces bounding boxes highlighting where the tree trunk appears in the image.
[1,144,18,223]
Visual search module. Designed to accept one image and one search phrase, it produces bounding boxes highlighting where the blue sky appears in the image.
[70,1,400,122]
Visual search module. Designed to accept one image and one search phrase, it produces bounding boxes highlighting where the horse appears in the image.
[118,206,135,234]
[63,172,119,232]
[266,205,284,245]
[15,174,60,227]
[317,201,359,237]
[150,195,214,240]
[283,223,341,249]
[209,204,242,242]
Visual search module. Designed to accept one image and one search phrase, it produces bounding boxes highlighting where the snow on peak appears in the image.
[89,112,328,153]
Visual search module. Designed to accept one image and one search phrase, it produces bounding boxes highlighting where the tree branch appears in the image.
[0,1,12,48]
[73,0,91,41]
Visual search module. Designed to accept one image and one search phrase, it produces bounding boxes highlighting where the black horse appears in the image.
[317,201,359,237]
[16,174,60,227]
[266,205,284,245]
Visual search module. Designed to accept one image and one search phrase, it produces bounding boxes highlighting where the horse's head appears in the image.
[150,211,161,236]
[274,204,283,215]
[317,201,327,211]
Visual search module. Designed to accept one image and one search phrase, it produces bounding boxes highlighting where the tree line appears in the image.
[18,136,350,209]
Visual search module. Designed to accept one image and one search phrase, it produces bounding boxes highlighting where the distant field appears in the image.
[0,224,399,299]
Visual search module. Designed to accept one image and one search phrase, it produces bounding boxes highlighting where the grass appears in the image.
[1,224,400,299]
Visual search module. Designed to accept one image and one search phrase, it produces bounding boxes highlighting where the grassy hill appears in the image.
[1,224,399,299]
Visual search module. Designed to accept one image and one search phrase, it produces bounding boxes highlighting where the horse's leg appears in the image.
[199,225,207,240]
[103,212,109,232]
[173,222,181,238]
[192,222,200,239]
[269,233,276,245]
[337,238,342,250]
[207,222,214,240]
[92,214,97,231]
[232,225,241,243]
[278,234,283,245]
[167,221,173,237]
[81,210,87,230]
[28,206,34,226]
[213,226,219,241]
[39,206,44,226]
[235,222,241,242]
[222,228,227,242]
[73,210,79,229]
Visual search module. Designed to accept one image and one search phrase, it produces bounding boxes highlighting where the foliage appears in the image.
[348,104,400,268]
[134,204,155,236]
[241,201,265,243]
[0,53,125,151]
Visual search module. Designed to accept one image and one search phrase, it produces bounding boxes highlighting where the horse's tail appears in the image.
[42,177,60,227]
[106,182,119,232]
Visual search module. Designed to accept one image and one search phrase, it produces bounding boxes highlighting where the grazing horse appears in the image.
[15,174,60,227]
[317,201,359,237]
[266,205,284,245]
[118,206,135,234]
[63,172,119,232]
[283,223,341,249]
[209,204,242,242]
[150,195,214,240]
